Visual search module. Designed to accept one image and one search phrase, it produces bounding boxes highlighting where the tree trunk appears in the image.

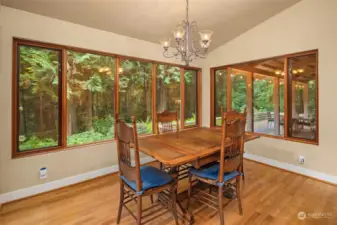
[87,91,93,130]
[20,90,28,136]
[39,93,44,132]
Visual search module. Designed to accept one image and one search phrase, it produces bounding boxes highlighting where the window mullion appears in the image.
[61,49,68,147]
[114,56,120,138]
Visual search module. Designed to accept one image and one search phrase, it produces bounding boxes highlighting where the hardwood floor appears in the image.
[0,160,336,225]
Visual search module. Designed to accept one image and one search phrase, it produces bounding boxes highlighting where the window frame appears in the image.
[210,49,319,145]
[12,38,202,158]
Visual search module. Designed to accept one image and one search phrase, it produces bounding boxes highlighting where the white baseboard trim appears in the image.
[0,156,155,204]
[2,154,335,204]
[244,153,337,185]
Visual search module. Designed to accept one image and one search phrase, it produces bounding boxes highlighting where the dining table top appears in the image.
[138,127,259,167]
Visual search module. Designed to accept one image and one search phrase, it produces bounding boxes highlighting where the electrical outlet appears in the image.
[298,156,305,164]
[40,167,47,179]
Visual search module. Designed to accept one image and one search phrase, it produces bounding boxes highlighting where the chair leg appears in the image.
[241,163,245,180]
[186,174,192,210]
[236,177,243,215]
[171,183,179,225]
[150,195,154,204]
[116,181,124,224]
[218,186,225,225]
[137,196,142,225]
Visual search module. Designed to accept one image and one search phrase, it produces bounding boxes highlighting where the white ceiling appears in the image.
[1,0,301,51]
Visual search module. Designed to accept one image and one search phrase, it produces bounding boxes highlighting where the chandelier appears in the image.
[160,0,213,66]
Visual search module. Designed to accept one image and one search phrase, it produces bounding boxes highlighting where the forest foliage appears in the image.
[17,46,196,151]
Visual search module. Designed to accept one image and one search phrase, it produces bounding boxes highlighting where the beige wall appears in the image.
[1,0,336,195]
[0,6,201,194]
[202,0,337,177]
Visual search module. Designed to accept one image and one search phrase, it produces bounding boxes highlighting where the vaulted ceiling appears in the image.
[1,0,301,51]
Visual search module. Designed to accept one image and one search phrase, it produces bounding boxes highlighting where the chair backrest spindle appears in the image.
[115,113,142,193]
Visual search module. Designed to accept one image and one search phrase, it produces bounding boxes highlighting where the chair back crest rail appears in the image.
[115,113,142,192]
[156,108,179,136]
[218,109,247,182]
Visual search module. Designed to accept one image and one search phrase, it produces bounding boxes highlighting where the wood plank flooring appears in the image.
[0,160,336,225]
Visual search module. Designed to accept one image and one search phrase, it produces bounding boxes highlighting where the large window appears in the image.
[12,38,201,157]
[119,59,153,135]
[67,51,115,146]
[16,45,61,152]
[211,50,318,144]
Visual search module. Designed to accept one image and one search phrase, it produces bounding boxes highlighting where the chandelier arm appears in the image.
[190,21,198,30]
[194,49,208,59]
[191,39,199,53]
[163,49,181,59]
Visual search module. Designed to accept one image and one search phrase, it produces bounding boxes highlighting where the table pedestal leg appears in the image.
[171,166,194,225]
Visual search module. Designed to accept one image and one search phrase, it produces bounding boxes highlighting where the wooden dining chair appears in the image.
[187,110,247,225]
[156,108,190,181]
[115,114,179,225]
[220,106,247,180]
[156,107,179,137]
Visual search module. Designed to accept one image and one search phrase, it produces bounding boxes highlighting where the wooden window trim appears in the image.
[12,38,202,158]
[210,49,319,145]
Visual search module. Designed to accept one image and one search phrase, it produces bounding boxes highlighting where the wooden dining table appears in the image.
[137,127,259,224]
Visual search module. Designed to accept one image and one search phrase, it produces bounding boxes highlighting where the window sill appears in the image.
[12,139,117,159]
[210,126,318,145]
[245,132,318,145]
[12,125,203,159]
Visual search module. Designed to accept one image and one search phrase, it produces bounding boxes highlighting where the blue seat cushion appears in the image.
[120,165,173,192]
[189,163,240,182]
